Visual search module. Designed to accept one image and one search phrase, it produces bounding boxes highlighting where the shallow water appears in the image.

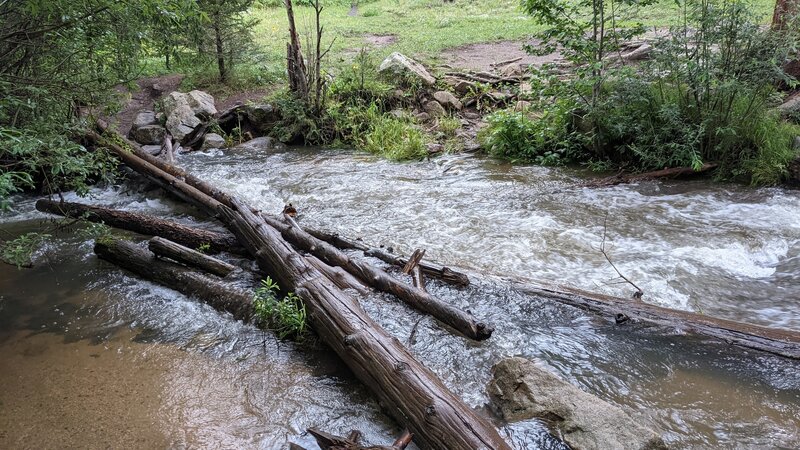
[1,148,798,449]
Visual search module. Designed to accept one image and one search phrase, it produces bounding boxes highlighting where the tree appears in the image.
[773,0,798,30]
[195,0,257,82]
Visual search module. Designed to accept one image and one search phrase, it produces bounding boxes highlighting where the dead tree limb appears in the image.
[218,197,509,449]
[262,214,492,341]
[599,216,643,299]
[307,427,413,450]
[515,280,800,359]
[148,236,236,277]
[585,163,718,188]
[35,199,245,255]
[95,239,253,321]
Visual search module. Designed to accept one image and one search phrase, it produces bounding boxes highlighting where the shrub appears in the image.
[253,277,309,341]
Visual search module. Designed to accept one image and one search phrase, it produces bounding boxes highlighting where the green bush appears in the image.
[253,277,309,341]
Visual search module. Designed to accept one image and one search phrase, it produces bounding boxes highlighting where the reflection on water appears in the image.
[1,149,799,448]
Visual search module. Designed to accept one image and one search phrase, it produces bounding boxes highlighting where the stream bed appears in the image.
[1,148,798,449]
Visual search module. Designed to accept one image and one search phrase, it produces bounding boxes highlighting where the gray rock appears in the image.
[202,133,226,150]
[488,357,668,450]
[378,52,436,86]
[131,124,167,145]
[141,145,162,156]
[245,104,279,132]
[433,91,463,110]
[463,111,481,120]
[424,100,446,117]
[622,43,653,61]
[778,94,800,116]
[426,143,444,154]
[133,111,157,129]
[232,136,287,153]
[415,112,431,122]
[454,80,476,96]
[514,100,532,112]
[162,91,217,141]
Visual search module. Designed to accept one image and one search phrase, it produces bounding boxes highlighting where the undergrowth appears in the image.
[253,277,309,341]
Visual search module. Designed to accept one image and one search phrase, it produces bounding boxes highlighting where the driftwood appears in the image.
[93,124,511,449]
[35,199,245,255]
[304,427,413,450]
[585,163,719,188]
[306,255,370,295]
[148,236,236,277]
[308,228,470,287]
[262,214,492,341]
[516,280,800,359]
[95,239,253,321]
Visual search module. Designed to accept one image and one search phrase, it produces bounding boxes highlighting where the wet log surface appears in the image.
[35,199,245,255]
[517,281,800,359]
[148,236,236,277]
[585,163,719,187]
[93,124,511,450]
[95,239,253,322]
[218,197,510,450]
[262,214,493,341]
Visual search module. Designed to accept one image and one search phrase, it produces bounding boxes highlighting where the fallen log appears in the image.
[585,163,718,187]
[35,199,246,255]
[262,214,493,341]
[219,196,509,450]
[148,236,236,277]
[306,427,413,450]
[95,239,253,321]
[516,281,800,359]
[306,255,370,295]
[93,124,511,449]
[308,229,470,287]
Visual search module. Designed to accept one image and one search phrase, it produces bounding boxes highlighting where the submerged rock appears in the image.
[232,136,286,153]
[202,133,226,150]
[488,357,668,450]
[141,145,162,156]
[378,52,436,86]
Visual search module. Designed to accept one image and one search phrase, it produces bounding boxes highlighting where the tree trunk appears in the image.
[35,199,245,255]
[285,0,308,97]
[516,281,800,359]
[213,12,227,83]
[262,214,492,341]
[95,239,253,322]
[773,0,798,30]
[148,236,236,277]
[217,197,510,450]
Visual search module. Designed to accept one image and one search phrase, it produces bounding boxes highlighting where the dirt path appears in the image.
[111,74,183,135]
[440,40,561,72]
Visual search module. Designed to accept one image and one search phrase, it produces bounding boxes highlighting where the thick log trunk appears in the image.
[306,255,370,295]
[217,198,510,450]
[585,163,718,187]
[35,199,245,255]
[262,214,492,341]
[517,281,800,359]
[92,124,510,449]
[307,228,470,287]
[95,239,253,322]
[148,236,236,277]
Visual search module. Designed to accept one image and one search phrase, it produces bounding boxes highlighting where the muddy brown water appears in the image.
[1,148,799,449]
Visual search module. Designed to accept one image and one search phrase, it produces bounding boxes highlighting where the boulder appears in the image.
[621,43,653,62]
[488,357,668,450]
[141,145,162,156]
[202,133,226,150]
[415,112,431,122]
[130,124,167,145]
[778,93,800,117]
[245,104,279,132]
[162,91,217,141]
[231,136,287,153]
[133,111,157,129]
[433,91,463,110]
[378,52,436,86]
[423,100,446,117]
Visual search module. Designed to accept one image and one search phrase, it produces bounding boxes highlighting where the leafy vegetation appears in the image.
[481,0,800,184]
[0,233,50,268]
[253,277,309,340]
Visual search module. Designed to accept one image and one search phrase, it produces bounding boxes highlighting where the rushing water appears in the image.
[1,147,799,449]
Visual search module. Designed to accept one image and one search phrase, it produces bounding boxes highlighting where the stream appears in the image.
[1,147,798,449]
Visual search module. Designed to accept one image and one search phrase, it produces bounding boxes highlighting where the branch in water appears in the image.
[600,214,644,299]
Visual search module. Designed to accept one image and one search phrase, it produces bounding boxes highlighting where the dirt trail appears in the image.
[440,40,561,72]
[111,74,183,135]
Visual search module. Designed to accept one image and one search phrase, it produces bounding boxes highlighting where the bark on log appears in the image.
[218,197,509,450]
[516,281,800,359]
[263,214,492,341]
[92,123,510,449]
[35,199,245,255]
[307,255,370,295]
[307,427,413,450]
[585,163,718,187]
[95,239,253,321]
[148,236,236,277]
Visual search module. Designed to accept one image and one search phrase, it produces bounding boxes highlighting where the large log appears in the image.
[148,236,236,277]
[92,124,511,449]
[35,199,245,255]
[262,214,492,341]
[585,163,718,187]
[218,197,510,450]
[95,239,253,322]
[517,281,800,359]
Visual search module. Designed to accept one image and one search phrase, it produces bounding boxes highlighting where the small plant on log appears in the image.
[253,276,309,340]
[195,242,212,254]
